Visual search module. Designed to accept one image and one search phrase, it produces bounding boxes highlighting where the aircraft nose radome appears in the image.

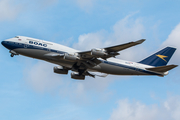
[1,41,9,48]
[1,41,5,46]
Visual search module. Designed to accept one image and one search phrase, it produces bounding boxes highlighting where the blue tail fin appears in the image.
[139,47,176,67]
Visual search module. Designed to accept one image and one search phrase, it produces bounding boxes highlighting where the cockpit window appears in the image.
[14,36,19,38]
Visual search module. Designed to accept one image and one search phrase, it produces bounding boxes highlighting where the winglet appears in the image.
[135,39,146,44]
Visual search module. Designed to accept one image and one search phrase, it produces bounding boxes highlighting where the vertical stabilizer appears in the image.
[139,47,176,67]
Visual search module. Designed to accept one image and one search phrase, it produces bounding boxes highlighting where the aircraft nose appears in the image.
[1,41,5,46]
[1,40,10,49]
[1,39,14,50]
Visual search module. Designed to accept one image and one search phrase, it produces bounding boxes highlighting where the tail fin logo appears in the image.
[156,55,168,62]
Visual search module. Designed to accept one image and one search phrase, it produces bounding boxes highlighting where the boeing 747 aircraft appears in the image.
[1,36,178,80]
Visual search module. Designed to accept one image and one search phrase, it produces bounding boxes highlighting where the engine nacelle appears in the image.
[71,72,85,80]
[64,53,79,61]
[91,49,107,56]
[54,66,68,74]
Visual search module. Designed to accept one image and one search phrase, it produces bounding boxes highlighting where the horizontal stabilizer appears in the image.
[146,64,178,72]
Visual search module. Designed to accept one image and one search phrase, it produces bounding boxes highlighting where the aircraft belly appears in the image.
[97,63,131,75]
[46,59,75,68]
[14,48,75,68]
[14,48,48,59]
[92,63,149,75]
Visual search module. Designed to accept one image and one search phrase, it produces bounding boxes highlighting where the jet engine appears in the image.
[63,53,79,61]
[91,49,107,56]
[71,72,85,80]
[54,66,68,74]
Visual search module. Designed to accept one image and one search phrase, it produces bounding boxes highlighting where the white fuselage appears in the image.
[2,36,167,77]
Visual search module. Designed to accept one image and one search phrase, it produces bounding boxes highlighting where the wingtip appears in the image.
[136,39,146,44]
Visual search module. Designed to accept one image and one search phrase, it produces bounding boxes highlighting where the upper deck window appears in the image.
[14,36,19,38]
[27,39,39,42]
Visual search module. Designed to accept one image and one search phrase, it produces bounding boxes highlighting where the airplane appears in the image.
[1,36,178,80]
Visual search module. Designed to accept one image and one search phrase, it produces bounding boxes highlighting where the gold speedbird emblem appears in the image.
[156,55,168,62]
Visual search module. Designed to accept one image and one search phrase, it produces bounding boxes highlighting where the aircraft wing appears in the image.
[103,39,145,52]
[78,39,145,59]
